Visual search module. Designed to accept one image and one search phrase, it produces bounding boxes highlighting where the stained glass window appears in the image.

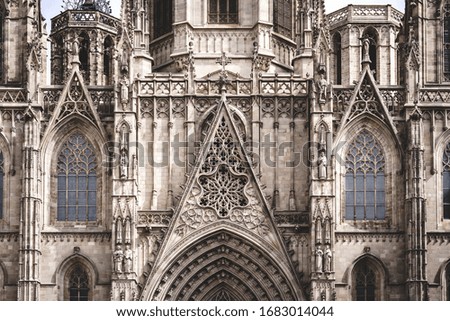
[274,0,292,37]
[209,0,238,24]
[68,264,89,301]
[345,129,385,220]
[442,142,450,219]
[57,133,97,222]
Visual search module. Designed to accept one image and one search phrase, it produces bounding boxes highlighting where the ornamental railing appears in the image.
[51,10,120,33]
[328,5,403,26]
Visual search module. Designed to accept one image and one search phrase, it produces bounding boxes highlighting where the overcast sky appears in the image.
[41,0,405,31]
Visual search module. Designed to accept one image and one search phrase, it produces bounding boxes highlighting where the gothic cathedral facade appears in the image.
[0,0,449,301]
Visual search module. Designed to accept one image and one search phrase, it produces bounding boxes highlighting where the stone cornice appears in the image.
[0,232,19,242]
[427,232,450,244]
[41,232,112,243]
[335,232,405,243]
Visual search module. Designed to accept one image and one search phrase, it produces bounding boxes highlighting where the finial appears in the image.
[216,52,231,94]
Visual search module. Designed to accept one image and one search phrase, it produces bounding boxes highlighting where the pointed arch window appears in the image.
[345,129,385,220]
[68,264,90,301]
[444,1,450,81]
[354,261,376,301]
[103,36,113,85]
[274,0,292,37]
[362,28,378,80]
[154,0,173,38]
[51,35,65,85]
[332,32,342,85]
[79,32,90,80]
[442,142,450,219]
[209,0,238,24]
[57,133,97,222]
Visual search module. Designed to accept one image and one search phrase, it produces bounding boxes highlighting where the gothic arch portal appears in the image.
[140,227,303,301]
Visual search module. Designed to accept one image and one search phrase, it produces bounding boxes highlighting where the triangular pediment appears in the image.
[142,96,304,300]
[314,28,331,53]
[45,67,105,136]
[166,98,279,243]
[338,66,399,137]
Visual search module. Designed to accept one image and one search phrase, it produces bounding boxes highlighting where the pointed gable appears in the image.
[339,66,398,136]
[171,98,275,240]
[45,68,106,135]
[141,96,304,301]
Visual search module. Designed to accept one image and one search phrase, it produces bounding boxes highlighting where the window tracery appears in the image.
[208,0,238,24]
[68,264,90,301]
[198,116,248,217]
[345,129,385,220]
[57,133,97,222]
[354,261,376,301]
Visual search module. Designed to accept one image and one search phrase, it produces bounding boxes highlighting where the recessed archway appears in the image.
[142,229,302,301]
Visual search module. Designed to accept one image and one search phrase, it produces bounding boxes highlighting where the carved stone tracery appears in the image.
[348,76,385,123]
[175,113,269,236]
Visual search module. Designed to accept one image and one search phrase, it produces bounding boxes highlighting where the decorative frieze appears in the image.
[0,89,27,103]
[41,232,112,243]
[427,233,450,244]
[335,232,405,243]
[0,233,19,242]
[274,212,309,226]
[419,89,450,103]
[137,211,173,227]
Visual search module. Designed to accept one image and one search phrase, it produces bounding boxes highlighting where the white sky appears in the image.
[40,0,406,31]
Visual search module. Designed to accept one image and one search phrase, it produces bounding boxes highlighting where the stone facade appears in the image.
[0,0,449,301]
